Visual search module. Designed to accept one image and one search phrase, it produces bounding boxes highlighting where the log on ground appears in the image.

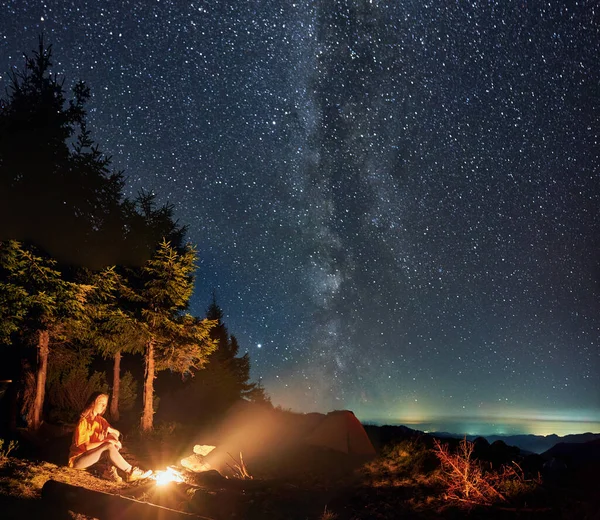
[42,479,213,520]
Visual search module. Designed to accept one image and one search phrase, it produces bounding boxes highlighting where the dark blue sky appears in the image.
[2,1,599,430]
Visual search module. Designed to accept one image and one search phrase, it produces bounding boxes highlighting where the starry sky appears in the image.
[2,1,599,433]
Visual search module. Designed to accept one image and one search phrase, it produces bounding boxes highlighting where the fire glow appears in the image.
[152,466,185,486]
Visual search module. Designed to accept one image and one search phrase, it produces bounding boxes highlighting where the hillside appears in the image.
[0,422,599,519]
[425,430,600,454]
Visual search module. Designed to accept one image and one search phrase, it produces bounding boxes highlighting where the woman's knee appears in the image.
[106,443,120,455]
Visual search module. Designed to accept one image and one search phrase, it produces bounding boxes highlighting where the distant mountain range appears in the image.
[431,431,600,454]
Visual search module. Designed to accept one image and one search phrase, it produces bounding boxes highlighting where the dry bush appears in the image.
[227,451,253,480]
[0,439,18,459]
[489,461,543,504]
[434,438,506,507]
[320,505,338,520]
[434,437,544,511]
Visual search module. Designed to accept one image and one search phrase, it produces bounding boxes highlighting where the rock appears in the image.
[180,453,213,473]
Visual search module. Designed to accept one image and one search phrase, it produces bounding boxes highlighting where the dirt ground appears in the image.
[0,426,599,520]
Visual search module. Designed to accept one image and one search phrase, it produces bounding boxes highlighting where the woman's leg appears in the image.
[72,443,131,473]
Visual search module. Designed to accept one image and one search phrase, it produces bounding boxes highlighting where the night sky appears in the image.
[2,1,599,433]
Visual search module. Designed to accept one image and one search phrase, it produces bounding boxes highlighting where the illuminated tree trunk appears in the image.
[109,351,121,422]
[31,329,49,430]
[140,340,155,432]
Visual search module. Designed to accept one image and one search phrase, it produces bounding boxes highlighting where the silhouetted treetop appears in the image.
[0,37,128,268]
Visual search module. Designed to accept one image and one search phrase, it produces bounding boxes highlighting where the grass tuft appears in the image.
[226,451,253,480]
[0,439,18,460]
[319,505,338,520]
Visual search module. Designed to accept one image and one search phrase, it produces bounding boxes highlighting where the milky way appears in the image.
[2,1,599,428]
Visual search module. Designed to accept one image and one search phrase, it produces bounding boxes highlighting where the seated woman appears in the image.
[68,392,151,482]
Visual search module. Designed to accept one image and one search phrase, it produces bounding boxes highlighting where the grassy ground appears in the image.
[0,427,598,520]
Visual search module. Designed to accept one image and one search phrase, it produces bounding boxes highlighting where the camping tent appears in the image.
[304,410,376,455]
[182,405,376,476]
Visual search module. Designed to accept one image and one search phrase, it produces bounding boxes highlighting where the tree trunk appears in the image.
[110,350,121,422]
[141,339,155,431]
[31,329,49,430]
[18,358,35,428]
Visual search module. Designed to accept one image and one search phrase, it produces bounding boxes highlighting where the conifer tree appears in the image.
[83,267,144,421]
[0,240,89,429]
[128,240,216,431]
[0,37,127,269]
[182,297,270,419]
[0,243,29,345]
[121,191,187,266]
[206,298,257,402]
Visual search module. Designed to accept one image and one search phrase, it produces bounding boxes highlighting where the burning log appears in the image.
[154,466,186,486]
[42,479,213,520]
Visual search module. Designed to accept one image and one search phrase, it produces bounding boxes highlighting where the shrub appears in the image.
[226,452,253,480]
[139,421,182,442]
[434,437,505,507]
[362,437,440,489]
[47,365,108,423]
[118,370,137,412]
[0,439,18,459]
[381,438,439,477]
[434,438,541,509]
[320,506,338,520]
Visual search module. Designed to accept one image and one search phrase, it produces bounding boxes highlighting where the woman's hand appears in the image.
[108,436,122,450]
[107,426,121,439]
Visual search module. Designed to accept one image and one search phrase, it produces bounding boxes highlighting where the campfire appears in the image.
[151,466,185,486]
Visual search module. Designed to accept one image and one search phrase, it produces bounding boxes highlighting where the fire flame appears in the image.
[152,466,185,486]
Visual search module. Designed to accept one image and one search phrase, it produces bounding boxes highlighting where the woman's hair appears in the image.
[81,391,109,419]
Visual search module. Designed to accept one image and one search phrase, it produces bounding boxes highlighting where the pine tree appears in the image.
[0,39,218,429]
[0,37,127,269]
[127,240,216,431]
[182,297,268,419]
[0,243,29,345]
[0,240,89,429]
[120,191,187,266]
[207,297,264,403]
[82,266,145,421]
